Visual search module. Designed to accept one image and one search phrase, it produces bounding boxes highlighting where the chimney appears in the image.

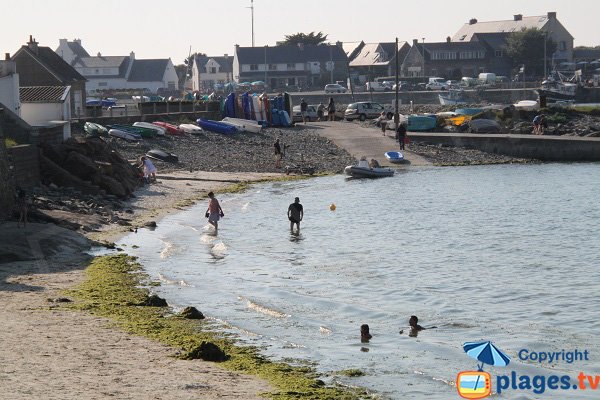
[27,35,39,54]
[413,39,419,46]
[514,14,523,21]
[469,18,477,25]
[130,51,135,60]
[74,38,81,45]
[97,52,101,57]
[547,11,556,19]
[446,36,451,43]
[5,53,10,61]
[59,38,67,46]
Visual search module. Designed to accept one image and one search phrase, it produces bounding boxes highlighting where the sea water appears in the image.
[118,163,600,399]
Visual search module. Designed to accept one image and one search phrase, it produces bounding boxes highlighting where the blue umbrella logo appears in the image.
[463,341,511,371]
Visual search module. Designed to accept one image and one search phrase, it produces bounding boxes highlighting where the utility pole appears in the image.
[264,45,267,88]
[422,37,426,79]
[329,44,333,84]
[394,37,399,128]
[543,31,547,79]
[250,0,255,47]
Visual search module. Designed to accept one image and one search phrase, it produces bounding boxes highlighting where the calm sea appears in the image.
[118,163,600,399]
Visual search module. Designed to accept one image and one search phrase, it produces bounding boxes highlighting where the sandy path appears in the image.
[0,171,283,399]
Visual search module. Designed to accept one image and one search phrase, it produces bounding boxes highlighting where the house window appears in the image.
[431,51,457,60]
[495,50,503,57]
[269,64,277,71]
[559,41,566,51]
[287,63,295,70]
[95,69,100,74]
[210,67,217,73]
[250,64,258,71]
[98,82,108,87]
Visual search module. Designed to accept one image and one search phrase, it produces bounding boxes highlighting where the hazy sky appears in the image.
[2,0,598,65]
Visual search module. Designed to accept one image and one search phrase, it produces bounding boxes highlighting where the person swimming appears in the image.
[400,315,437,337]
[360,324,372,343]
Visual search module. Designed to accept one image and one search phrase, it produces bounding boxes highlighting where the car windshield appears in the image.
[347,103,357,109]
[372,104,383,110]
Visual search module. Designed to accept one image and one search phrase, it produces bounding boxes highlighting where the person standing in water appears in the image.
[205,191,224,232]
[287,197,303,233]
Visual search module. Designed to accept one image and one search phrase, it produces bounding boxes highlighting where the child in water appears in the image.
[400,315,437,337]
[360,324,372,343]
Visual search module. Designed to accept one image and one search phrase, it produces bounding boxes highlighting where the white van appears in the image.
[478,73,497,84]
[426,77,448,90]
[366,82,387,92]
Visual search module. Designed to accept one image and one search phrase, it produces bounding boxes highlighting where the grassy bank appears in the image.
[66,254,367,399]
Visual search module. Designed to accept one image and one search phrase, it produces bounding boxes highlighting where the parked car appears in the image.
[324,83,347,93]
[381,81,395,90]
[446,80,460,88]
[86,98,117,108]
[426,77,449,91]
[392,81,415,91]
[366,82,387,92]
[345,102,393,121]
[292,104,318,122]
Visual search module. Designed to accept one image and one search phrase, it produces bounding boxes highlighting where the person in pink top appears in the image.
[205,191,224,232]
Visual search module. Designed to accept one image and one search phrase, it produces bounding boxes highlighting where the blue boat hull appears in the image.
[384,151,404,163]
[197,119,238,134]
[407,116,436,131]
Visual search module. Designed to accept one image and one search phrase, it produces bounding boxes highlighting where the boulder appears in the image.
[63,151,99,179]
[179,306,205,319]
[95,175,127,198]
[138,294,168,307]
[183,341,228,362]
[40,155,99,195]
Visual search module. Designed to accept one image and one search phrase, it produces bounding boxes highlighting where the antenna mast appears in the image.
[251,0,255,47]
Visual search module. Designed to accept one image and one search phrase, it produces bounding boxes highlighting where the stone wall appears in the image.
[7,144,40,188]
[0,118,15,220]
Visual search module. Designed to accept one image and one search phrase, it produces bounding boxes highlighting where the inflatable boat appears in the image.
[344,158,394,178]
[133,121,166,135]
[179,123,203,134]
[146,149,179,163]
[221,117,262,133]
[384,151,404,163]
[197,118,238,134]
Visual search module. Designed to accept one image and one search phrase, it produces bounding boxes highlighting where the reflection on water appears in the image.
[120,163,600,399]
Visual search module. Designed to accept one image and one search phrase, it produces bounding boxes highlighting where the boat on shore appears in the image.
[197,118,238,135]
[133,122,166,135]
[146,149,178,163]
[221,117,262,133]
[384,151,404,163]
[179,123,203,134]
[84,122,108,137]
[109,129,141,142]
[108,124,156,138]
[407,115,437,131]
[152,121,183,135]
[344,158,394,178]
[513,100,540,111]
[439,89,466,105]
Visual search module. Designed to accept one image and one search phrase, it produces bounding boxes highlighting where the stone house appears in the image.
[12,36,86,117]
[348,41,411,84]
[191,55,233,92]
[233,43,348,90]
[402,38,504,79]
[452,12,574,63]
[56,39,179,95]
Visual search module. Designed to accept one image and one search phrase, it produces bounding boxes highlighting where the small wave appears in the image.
[319,326,332,335]
[210,242,228,259]
[282,341,306,349]
[241,202,250,211]
[159,239,176,259]
[200,234,216,244]
[239,296,290,318]
[157,273,191,287]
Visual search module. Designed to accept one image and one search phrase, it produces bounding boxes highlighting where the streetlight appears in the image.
[264,45,267,88]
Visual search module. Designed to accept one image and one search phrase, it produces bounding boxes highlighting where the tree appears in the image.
[279,31,328,46]
[504,28,557,78]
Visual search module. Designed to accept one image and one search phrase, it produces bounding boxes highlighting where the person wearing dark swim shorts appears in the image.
[287,196,303,233]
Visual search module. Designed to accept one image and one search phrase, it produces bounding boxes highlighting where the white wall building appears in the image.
[192,55,233,92]
[0,58,21,115]
[20,86,71,140]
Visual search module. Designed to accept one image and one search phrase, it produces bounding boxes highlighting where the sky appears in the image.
[2,0,599,65]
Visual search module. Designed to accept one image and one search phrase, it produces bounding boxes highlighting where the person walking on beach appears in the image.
[300,98,308,124]
[205,191,224,232]
[327,97,336,121]
[139,156,157,183]
[380,111,388,136]
[16,188,28,228]
[273,138,283,168]
[396,123,407,150]
[287,197,303,233]
[317,102,325,121]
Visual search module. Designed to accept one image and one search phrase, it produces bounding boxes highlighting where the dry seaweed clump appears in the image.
[66,254,367,399]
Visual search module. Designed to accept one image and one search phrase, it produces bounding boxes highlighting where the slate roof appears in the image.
[128,59,169,82]
[471,32,511,51]
[20,86,70,102]
[15,46,86,83]
[236,45,347,64]
[349,42,409,67]
[67,41,90,58]
[453,15,551,42]
[574,48,600,60]
[194,55,233,73]
[74,56,131,78]
[342,41,364,60]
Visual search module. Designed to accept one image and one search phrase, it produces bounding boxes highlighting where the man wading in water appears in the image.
[287,197,303,233]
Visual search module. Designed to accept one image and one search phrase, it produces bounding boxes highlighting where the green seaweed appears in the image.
[66,254,365,399]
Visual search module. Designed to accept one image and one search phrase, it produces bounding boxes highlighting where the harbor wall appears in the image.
[408,133,600,161]
[291,88,538,106]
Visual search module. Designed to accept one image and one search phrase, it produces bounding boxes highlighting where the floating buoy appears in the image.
[329,203,336,211]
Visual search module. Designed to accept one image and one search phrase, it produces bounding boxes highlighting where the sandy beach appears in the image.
[0,171,282,399]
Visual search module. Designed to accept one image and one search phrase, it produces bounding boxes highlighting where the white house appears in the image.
[0,57,21,115]
[20,86,71,140]
[56,39,179,94]
[192,55,233,92]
